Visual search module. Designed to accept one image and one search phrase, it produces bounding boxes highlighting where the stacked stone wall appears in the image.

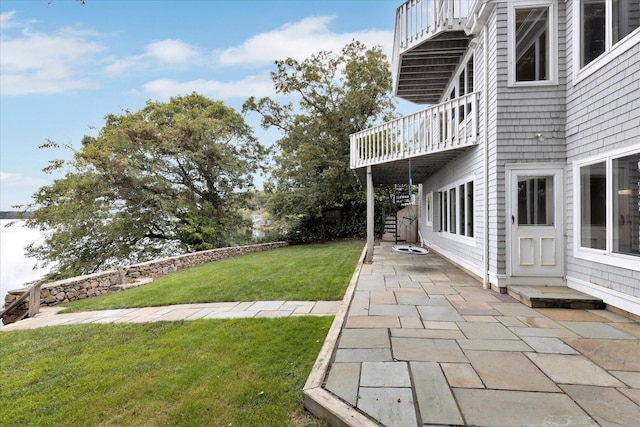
[3,242,287,323]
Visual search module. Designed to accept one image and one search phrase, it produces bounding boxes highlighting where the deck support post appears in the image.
[366,166,374,263]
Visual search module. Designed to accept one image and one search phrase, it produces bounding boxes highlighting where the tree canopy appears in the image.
[26,93,266,279]
[243,41,395,241]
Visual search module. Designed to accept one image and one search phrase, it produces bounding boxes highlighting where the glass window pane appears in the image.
[441,191,447,232]
[467,182,474,237]
[582,0,606,67]
[467,60,474,93]
[613,0,640,44]
[518,177,554,226]
[515,7,549,81]
[459,184,466,236]
[613,153,640,256]
[450,188,456,233]
[580,162,606,249]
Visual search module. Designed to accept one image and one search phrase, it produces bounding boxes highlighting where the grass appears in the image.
[0,317,333,427]
[59,240,364,313]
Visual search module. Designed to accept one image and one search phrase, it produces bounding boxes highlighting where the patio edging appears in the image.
[302,244,379,426]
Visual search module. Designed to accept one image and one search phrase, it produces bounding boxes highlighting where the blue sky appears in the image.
[0,0,414,211]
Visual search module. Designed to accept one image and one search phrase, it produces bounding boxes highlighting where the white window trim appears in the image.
[573,144,640,271]
[573,0,640,84]
[437,176,476,245]
[508,0,559,87]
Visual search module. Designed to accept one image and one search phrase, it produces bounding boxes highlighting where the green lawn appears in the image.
[0,317,332,427]
[60,240,364,313]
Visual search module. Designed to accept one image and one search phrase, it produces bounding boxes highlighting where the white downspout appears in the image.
[482,24,490,290]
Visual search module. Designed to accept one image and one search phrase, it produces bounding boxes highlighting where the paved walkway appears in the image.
[316,242,640,426]
[1,300,340,331]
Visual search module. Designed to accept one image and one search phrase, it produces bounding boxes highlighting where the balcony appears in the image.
[393,0,474,104]
[350,92,478,185]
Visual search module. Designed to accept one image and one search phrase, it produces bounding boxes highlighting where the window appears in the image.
[517,177,555,226]
[581,0,606,67]
[425,192,433,227]
[576,149,640,267]
[613,0,640,43]
[438,180,474,238]
[454,57,474,123]
[516,8,549,81]
[578,0,640,71]
[509,2,557,85]
[613,154,640,256]
[580,162,606,249]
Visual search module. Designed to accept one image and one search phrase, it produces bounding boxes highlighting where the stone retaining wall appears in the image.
[2,242,288,324]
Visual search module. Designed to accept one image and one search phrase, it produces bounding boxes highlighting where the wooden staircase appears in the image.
[382,185,413,244]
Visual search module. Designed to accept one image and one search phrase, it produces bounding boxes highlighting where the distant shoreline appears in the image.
[0,211,33,220]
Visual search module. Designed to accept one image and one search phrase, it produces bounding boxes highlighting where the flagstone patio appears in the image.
[305,242,640,426]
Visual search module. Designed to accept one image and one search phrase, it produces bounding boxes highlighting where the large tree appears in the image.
[26,93,266,279]
[243,41,395,241]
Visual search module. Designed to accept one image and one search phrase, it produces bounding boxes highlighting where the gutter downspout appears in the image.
[482,22,490,290]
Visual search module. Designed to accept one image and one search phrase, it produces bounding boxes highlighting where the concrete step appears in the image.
[507,285,604,310]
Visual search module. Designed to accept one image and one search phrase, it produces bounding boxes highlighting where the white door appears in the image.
[508,167,564,277]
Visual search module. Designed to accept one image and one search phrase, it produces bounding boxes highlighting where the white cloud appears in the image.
[215,16,392,67]
[0,11,18,29]
[104,38,199,75]
[146,39,198,64]
[0,171,49,187]
[140,73,276,101]
[0,14,106,97]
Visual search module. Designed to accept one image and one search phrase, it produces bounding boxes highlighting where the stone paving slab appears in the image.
[440,362,484,388]
[345,315,400,329]
[560,384,640,426]
[411,361,463,425]
[520,336,579,354]
[454,389,597,426]
[357,387,417,427]
[334,348,392,363]
[417,304,464,321]
[559,321,636,339]
[620,388,640,406]
[369,304,419,317]
[611,370,640,388]
[392,337,467,362]
[457,321,519,340]
[324,362,360,406]
[563,338,640,370]
[338,328,390,349]
[360,362,411,387]
[457,338,532,351]
[391,327,465,340]
[526,353,627,387]
[466,350,560,391]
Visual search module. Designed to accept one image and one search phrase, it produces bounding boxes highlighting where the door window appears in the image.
[517,176,555,226]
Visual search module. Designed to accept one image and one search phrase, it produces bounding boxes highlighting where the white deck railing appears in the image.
[393,0,473,69]
[350,92,479,169]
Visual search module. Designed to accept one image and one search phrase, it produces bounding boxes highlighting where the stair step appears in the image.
[507,285,604,310]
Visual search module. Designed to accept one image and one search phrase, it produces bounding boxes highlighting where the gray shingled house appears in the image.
[351,0,640,316]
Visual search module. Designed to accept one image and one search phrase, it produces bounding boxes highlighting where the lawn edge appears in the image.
[303,243,378,427]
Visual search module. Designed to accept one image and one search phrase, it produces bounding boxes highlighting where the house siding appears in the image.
[376,0,639,314]
[564,0,640,299]
[419,146,485,276]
